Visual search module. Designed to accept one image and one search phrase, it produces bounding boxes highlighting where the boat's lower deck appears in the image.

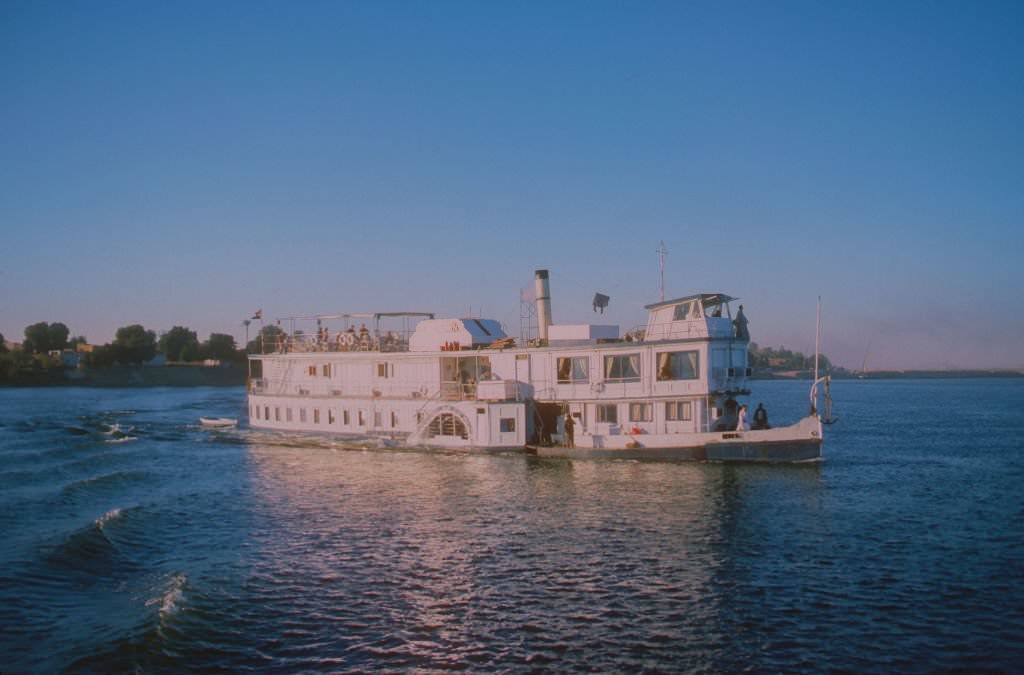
[248,390,822,462]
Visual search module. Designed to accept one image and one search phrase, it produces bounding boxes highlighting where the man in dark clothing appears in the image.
[733,305,750,340]
[753,403,769,430]
[564,414,576,448]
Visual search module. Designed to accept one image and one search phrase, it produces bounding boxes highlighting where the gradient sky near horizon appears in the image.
[2,1,1022,369]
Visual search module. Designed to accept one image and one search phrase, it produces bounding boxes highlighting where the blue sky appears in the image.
[2,1,1022,369]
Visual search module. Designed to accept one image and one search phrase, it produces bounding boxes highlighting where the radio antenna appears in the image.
[657,241,668,301]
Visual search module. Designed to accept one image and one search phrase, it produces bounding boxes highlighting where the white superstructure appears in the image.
[247,270,825,461]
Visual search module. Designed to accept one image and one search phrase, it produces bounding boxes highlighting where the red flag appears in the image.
[252,310,262,320]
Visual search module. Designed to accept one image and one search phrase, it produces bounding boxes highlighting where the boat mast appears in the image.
[657,241,668,302]
[814,296,821,383]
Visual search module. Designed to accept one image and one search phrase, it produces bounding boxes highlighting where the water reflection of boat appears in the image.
[247,269,830,462]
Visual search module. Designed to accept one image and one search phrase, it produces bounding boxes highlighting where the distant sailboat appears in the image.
[858,342,871,379]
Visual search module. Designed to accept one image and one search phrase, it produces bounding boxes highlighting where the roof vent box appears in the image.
[548,324,619,342]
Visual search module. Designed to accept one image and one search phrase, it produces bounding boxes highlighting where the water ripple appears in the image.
[0,382,1022,671]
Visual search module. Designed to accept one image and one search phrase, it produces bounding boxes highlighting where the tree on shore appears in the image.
[84,344,117,367]
[0,333,6,354]
[247,325,284,354]
[113,325,157,364]
[23,322,70,354]
[749,342,833,372]
[204,333,238,361]
[158,326,199,362]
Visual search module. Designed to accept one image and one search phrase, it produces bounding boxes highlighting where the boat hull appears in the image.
[533,415,823,462]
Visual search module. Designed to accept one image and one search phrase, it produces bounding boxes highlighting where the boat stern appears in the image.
[705,414,823,462]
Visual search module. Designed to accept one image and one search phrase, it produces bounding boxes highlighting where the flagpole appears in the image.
[814,296,821,383]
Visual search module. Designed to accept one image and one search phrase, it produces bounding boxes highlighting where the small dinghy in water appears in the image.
[200,417,237,428]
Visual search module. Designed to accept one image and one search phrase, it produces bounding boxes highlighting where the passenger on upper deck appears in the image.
[733,305,750,341]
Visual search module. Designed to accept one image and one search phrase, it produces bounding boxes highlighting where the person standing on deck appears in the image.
[564,414,576,448]
[736,404,750,431]
[753,403,769,430]
[733,305,750,340]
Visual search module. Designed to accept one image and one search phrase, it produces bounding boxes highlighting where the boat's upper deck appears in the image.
[251,292,749,357]
[643,293,748,342]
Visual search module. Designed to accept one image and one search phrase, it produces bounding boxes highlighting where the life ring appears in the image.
[341,332,357,347]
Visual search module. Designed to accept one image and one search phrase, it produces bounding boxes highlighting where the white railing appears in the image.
[256,332,410,355]
[250,378,433,400]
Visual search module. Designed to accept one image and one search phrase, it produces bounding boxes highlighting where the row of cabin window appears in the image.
[595,400,693,424]
[557,350,700,384]
[253,405,401,428]
[305,363,394,378]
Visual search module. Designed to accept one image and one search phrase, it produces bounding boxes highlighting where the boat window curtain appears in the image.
[627,354,640,379]
[658,353,671,380]
[573,357,588,381]
[685,351,699,378]
[657,351,699,380]
[557,358,572,382]
[605,354,640,381]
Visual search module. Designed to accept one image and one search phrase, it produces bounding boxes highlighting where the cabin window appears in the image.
[264,406,270,420]
[377,363,390,378]
[300,408,307,423]
[286,408,293,422]
[657,350,700,380]
[328,409,336,424]
[666,401,693,421]
[556,356,589,383]
[597,404,618,423]
[322,364,330,377]
[358,410,365,426]
[500,418,516,432]
[604,354,641,382]
[308,365,316,376]
[441,356,492,399]
[274,407,280,421]
[374,411,382,427]
[391,411,398,428]
[313,409,320,424]
[629,402,653,422]
[343,410,350,425]
[673,302,692,320]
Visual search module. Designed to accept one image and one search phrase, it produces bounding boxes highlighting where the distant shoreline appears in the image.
[0,364,246,388]
[755,369,1024,380]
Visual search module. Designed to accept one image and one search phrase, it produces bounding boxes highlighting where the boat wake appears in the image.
[104,435,138,444]
[147,573,187,620]
[95,507,123,530]
[60,471,150,501]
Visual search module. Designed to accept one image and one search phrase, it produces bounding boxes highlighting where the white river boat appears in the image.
[247,270,831,461]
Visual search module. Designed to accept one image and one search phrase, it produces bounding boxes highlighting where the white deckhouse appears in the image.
[247,270,827,461]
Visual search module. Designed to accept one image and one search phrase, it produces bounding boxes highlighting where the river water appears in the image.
[0,380,1021,671]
